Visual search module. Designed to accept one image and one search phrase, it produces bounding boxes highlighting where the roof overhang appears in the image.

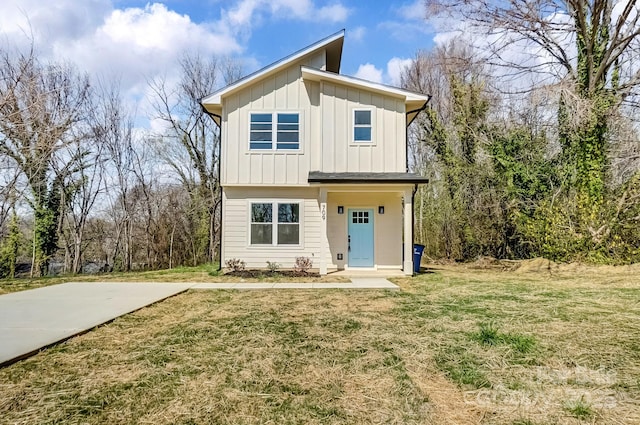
[301,66,430,126]
[201,30,345,122]
[308,171,429,184]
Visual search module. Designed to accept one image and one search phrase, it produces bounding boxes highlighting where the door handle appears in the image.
[348,235,351,251]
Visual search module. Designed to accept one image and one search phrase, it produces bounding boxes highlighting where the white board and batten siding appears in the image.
[319,82,407,174]
[221,52,325,187]
[221,49,409,186]
[223,187,323,269]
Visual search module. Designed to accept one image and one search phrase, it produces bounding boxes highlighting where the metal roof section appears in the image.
[308,171,429,184]
[201,29,345,115]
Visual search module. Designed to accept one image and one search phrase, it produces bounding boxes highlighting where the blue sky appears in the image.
[109,0,435,82]
[1,0,442,130]
[2,0,436,84]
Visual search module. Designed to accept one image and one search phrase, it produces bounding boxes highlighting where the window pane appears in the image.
[277,132,299,143]
[251,123,272,131]
[354,110,371,125]
[250,142,272,150]
[278,203,299,223]
[277,123,298,131]
[251,113,272,123]
[276,143,299,150]
[354,127,372,141]
[278,224,299,244]
[250,131,272,141]
[251,224,272,244]
[251,203,273,223]
[278,113,299,124]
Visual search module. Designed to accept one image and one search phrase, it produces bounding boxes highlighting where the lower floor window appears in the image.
[251,202,300,245]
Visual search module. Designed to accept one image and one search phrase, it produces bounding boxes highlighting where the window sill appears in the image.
[247,244,304,249]
[246,150,304,155]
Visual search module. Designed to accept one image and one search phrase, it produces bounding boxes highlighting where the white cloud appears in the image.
[1,2,242,93]
[317,3,350,22]
[350,26,366,42]
[354,63,383,83]
[220,0,349,38]
[386,57,413,86]
[0,0,111,51]
[396,0,425,21]
[0,0,351,131]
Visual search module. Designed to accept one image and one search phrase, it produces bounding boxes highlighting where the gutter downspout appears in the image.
[405,96,431,274]
[201,105,224,272]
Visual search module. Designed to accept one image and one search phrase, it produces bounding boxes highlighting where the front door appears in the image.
[348,209,374,267]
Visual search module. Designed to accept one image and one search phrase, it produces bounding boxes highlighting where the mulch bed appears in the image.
[224,270,319,278]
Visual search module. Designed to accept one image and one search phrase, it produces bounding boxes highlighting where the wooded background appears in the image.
[1,0,639,276]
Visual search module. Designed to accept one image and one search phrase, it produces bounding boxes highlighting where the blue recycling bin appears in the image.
[413,244,425,273]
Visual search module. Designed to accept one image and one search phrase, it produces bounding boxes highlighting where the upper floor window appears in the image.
[249,112,300,150]
[353,109,372,143]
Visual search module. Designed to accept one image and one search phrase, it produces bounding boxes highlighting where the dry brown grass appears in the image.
[1,264,639,424]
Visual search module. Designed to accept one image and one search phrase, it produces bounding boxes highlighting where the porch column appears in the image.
[319,187,328,275]
[403,188,413,275]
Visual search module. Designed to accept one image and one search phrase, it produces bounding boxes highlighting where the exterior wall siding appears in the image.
[320,82,406,174]
[222,187,321,269]
[221,55,324,186]
[325,191,403,270]
[220,50,408,187]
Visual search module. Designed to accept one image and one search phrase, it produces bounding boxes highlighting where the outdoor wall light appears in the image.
[337,206,344,214]
[378,206,385,214]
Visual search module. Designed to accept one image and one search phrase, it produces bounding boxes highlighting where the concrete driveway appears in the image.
[0,282,193,366]
[0,278,399,367]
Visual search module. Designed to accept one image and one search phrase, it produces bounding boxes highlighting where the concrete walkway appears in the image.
[0,282,192,366]
[0,278,398,367]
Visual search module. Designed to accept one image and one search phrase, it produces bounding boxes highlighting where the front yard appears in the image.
[1,264,639,424]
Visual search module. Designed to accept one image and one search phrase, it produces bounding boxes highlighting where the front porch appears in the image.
[314,184,417,276]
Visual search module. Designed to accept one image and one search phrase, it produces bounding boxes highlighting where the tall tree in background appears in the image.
[404,40,500,259]
[422,0,640,260]
[0,47,90,275]
[149,54,242,264]
[96,80,138,272]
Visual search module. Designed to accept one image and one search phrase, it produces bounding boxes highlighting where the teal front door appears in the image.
[348,209,374,267]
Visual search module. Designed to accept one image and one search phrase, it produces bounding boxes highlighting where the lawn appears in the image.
[1,264,639,424]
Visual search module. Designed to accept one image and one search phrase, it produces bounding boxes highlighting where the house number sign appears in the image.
[321,205,326,220]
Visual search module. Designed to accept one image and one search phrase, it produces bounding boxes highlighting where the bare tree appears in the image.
[148,53,242,265]
[0,46,90,275]
[423,0,640,256]
[96,80,137,271]
[425,0,640,204]
[59,138,105,274]
[0,158,21,231]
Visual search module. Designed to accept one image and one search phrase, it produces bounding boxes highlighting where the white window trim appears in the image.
[247,199,304,248]
[351,107,375,145]
[248,111,303,153]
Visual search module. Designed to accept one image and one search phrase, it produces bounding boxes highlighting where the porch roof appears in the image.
[308,171,429,184]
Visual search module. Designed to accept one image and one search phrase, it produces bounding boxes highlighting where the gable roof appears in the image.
[201,29,345,121]
[300,66,431,125]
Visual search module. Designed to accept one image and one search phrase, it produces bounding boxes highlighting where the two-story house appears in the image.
[201,30,430,275]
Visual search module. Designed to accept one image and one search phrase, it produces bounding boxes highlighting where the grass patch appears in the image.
[1,264,639,424]
[564,396,595,419]
[472,322,537,354]
[435,345,491,389]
